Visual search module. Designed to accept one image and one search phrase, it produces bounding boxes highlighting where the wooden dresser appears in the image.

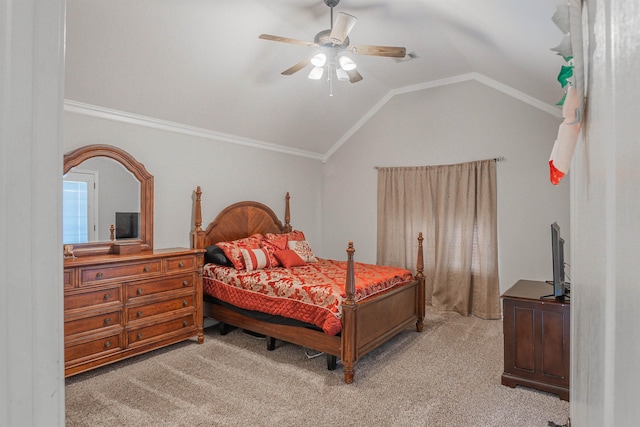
[501,279,570,400]
[63,248,204,377]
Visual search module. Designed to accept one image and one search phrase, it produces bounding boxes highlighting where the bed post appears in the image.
[341,241,357,384]
[283,192,292,232]
[415,232,425,332]
[191,186,205,250]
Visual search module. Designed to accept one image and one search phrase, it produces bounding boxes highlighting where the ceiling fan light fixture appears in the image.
[339,55,357,71]
[330,12,357,45]
[336,68,349,81]
[311,53,327,67]
[308,66,325,80]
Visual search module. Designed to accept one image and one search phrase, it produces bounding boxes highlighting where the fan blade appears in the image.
[281,58,311,75]
[349,44,406,58]
[346,69,363,83]
[330,12,357,45]
[259,34,318,48]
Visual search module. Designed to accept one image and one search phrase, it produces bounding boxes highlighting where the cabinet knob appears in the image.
[182,320,188,327]
[104,317,111,325]
[103,293,111,301]
[96,272,103,279]
[143,265,150,272]
[137,333,143,340]
[182,300,188,307]
[178,261,184,268]
[183,280,189,286]
[104,341,111,348]
[136,287,143,295]
[137,311,143,318]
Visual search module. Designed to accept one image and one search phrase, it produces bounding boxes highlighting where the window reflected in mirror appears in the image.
[63,156,140,244]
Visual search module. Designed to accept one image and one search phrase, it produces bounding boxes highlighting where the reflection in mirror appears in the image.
[63,144,154,257]
[63,157,140,244]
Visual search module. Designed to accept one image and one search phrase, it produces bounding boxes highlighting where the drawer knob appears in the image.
[178,261,184,268]
[104,317,111,325]
[103,293,111,301]
[96,272,103,279]
[143,266,150,272]
[104,341,111,348]
[137,311,143,318]
[137,333,143,340]
[136,287,143,295]
[183,280,189,286]
[182,300,188,307]
[182,320,188,327]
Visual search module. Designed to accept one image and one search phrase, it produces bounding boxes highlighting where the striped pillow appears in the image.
[240,247,272,271]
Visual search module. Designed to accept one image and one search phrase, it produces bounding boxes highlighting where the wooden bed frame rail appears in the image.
[191,187,425,383]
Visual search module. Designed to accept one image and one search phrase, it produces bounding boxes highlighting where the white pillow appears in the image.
[288,240,318,263]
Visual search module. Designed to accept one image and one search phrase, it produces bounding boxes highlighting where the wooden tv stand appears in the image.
[501,280,570,400]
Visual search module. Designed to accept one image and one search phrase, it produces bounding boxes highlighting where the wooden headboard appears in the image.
[191,186,292,249]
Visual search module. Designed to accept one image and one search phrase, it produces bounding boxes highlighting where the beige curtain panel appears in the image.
[377,160,500,319]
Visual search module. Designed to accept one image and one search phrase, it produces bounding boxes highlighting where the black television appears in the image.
[115,212,140,240]
[549,222,567,298]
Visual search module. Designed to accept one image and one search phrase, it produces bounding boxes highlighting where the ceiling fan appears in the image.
[259,0,406,88]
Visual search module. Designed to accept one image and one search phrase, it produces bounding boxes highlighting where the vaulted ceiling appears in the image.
[65,0,564,158]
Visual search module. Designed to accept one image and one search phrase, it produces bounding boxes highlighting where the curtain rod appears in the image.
[374,156,506,169]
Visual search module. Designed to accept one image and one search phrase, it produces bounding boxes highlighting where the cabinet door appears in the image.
[503,297,570,389]
[503,299,536,375]
[537,303,570,386]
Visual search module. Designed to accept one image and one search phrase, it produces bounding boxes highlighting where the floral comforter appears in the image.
[203,259,413,336]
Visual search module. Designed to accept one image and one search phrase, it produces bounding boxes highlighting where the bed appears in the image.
[191,187,425,383]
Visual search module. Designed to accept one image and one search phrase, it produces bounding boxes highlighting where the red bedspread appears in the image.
[203,259,414,336]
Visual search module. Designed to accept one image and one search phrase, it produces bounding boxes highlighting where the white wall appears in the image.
[63,113,325,253]
[72,156,140,241]
[0,0,66,425]
[570,0,640,424]
[323,80,568,295]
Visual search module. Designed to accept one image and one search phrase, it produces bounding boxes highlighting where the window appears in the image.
[63,170,97,243]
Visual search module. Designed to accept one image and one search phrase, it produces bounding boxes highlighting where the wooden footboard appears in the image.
[341,237,425,383]
[192,187,425,383]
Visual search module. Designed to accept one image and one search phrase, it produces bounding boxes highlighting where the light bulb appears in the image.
[311,53,327,67]
[308,66,324,80]
[336,68,349,81]
[339,56,357,71]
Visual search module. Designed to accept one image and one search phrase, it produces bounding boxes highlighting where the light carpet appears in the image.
[65,309,570,426]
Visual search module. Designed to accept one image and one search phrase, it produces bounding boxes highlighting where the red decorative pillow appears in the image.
[241,248,272,271]
[273,249,307,268]
[216,234,263,270]
[283,230,306,242]
[288,240,318,262]
[260,233,289,267]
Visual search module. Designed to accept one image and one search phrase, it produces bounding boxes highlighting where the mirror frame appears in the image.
[63,144,154,256]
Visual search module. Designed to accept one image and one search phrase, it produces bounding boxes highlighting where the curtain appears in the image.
[377,160,500,319]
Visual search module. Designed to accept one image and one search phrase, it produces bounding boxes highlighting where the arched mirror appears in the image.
[63,145,154,256]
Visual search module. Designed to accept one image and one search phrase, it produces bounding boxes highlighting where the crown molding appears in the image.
[65,72,561,164]
[63,100,325,161]
[322,73,563,162]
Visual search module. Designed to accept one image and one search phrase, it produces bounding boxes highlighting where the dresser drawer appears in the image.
[80,260,161,285]
[64,286,121,311]
[126,274,194,300]
[64,269,75,289]
[165,255,196,273]
[65,332,122,363]
[127,295,194,322]
[65,310,121,337]
[63,248,203,377]
[127,312,195,345]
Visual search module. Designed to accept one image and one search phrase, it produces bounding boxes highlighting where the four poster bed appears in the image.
[191,187,425,383]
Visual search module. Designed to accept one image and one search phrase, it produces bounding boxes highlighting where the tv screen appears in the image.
[550,222,566,298]
[115,212,139,240]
